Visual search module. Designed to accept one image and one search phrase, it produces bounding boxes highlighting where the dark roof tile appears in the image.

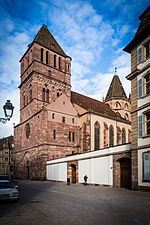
[105,75,127,100]
[71,91,129,123]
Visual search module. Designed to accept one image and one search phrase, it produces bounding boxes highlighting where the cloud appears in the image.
[0,0,138,138]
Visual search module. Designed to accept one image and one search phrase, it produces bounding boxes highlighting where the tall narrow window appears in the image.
[122,128,126,144]
[46,51,49,64]
[59,57,61,70]
[94,121,100,150]
[72,132,75,142]
[143,152,150,181]
[68,64,69,72]
[53,130,56,140]
[145,74,150,95]
[54,55,56,68]
[109,125,114,147]
[46,89,49,102]
[138,115,143,138]
[52,113,54,119]
[41,48,44,63]
[62,117,65,123]
[146,113,150,135]
[137,46,143,64]
[83,123,86,151]
[69,131,71,142]
[42,88,45,101]
[138,78,143,98]
[117,127,121,145]
[128,129,131,143]
[23,95,25,107]
[145,41,150,59]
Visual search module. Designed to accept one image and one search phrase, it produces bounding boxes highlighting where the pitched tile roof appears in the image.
[105,75,127,100]
[71,91,129,123]
[33,25,69,58]
[124,6,150,53]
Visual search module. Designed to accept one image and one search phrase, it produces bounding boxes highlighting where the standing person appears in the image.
[84,175,88,186]
[67,177,70,185]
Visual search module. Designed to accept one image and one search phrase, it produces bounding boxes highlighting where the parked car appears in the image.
[0,175,10,181]
[0,180,19,202]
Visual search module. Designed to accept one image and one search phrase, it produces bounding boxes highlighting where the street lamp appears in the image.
[0,100,14,124]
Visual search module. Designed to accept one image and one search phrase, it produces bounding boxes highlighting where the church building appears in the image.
[14,24,131,183]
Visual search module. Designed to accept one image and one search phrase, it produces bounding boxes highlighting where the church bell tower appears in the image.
[19,24,71,123]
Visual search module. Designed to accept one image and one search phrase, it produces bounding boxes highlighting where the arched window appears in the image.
[124,103,128,110]
[115,101,121,109]
[46,89,49,102]
[59,57,61,70]
[68,64,69,72]
[41,48,43,63]
[117,126,121,145]
[122,128,126,144]
[128,129,131,142]
[57,92,59,97]
[46,51,48,64]
[42,88,45,101]
[94,121,100,150]
[54,55,56,68]
[104,122,108,148]
[109,125,114,147]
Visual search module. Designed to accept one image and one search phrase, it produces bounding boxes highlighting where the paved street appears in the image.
[0,180,150,225]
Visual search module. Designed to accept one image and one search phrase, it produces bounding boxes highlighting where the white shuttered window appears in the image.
[138,78,143,98]
[138,115,143,138]
[137,46,143,64]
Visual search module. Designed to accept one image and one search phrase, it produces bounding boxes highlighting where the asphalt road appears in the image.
[0,180,150,225]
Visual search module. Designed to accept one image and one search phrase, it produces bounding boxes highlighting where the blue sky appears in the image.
[0,0,149,138]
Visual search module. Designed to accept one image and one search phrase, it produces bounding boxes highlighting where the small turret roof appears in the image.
[105,72,127,100]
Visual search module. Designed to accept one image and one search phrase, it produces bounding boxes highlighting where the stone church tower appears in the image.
[14,25,79,180]
[19,24,71,123]
[105,68,131,121]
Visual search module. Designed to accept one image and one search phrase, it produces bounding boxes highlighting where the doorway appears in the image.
[120,158,131,189]
[71,164,76,183]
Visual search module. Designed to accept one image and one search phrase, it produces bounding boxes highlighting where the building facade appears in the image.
[0,136,14,177]
[14,24,131,185]
[124,6,150,190]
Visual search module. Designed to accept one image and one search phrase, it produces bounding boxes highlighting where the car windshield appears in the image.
[0,182,14,189]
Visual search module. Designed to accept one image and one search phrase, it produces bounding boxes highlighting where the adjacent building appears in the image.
[0,136,14,177]
[124,6,150,190]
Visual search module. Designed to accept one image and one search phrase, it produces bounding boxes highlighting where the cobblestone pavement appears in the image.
[0,180,150,225]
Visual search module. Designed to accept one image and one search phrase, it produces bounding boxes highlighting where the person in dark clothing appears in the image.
[84,175,88,186]
[67,177,70,185]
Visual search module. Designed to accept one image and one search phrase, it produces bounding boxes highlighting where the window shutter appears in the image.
[138,115,143,138]
[137,46,143,64]
[138,78,143,98]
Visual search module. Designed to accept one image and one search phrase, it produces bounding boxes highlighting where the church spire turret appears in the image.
[104,69,131,121]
